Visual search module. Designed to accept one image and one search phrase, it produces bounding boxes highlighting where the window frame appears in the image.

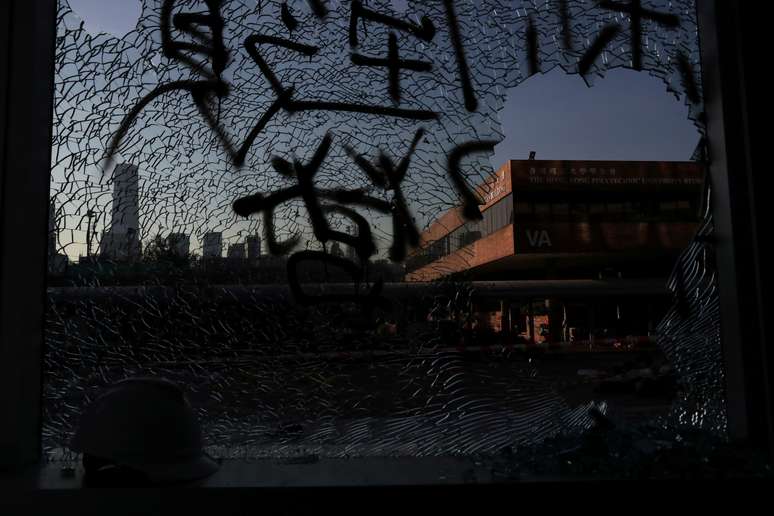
[696,0,771,450]
[0,0,57,470]
[0,0,770,483]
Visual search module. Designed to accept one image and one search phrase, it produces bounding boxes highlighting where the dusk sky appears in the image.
[59,0,700,261]
[67,0,700,167]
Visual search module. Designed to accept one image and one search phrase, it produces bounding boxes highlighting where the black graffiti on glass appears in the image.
[233,133,391,257]
[244,32,438,130]
[526,14,540,76]
[106,0,442,171]
[442,0,478,112]
[676,50,701,105]
[281,2,299,32]
[275,0,331,32]
[349,0,436,47]
[236,23,440,168]
[349,0,478,112]
[558,0,573,51]
[579,0,680,76]
[518,1,698,116]
[233,133,396,308]
[233,130,495,308]
[306,0,328,18]
[350,20,433,103]
[345,129,425,263]
[520,1,695,107]
[102,1,704,309]
[447,140,499,221]
[105,0,230,169]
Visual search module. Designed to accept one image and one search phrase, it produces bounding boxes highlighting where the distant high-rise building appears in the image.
[246,235,262,260]
[227,243,246,260]
[100,163,141,261]
[202,232,223,258]
[47,199,68,274]
[167,233,190,258]
[48,200,57,258]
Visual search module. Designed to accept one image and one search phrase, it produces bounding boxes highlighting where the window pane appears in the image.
[535,203,551,215]
[660,201,679,212]
[570,203,588,218]
[607,203,624,214]
[43,0,732,481]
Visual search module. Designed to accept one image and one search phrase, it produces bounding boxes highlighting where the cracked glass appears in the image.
[44,0,726,478]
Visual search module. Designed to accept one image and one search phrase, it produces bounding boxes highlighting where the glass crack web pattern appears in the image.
[45,0,721,463]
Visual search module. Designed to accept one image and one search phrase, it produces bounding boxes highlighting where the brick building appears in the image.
[406,160,705,345]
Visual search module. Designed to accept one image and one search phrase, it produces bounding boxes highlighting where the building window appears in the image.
[535,203,551,216]
[553,203,570,218]
[607,203,624,214]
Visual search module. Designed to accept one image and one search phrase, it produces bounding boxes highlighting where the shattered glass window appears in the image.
[44,0,730,478]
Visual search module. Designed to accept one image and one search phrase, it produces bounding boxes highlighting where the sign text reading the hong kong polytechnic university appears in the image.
[514,161,704,189]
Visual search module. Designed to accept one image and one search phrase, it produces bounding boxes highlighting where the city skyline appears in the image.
[53,0,701,263]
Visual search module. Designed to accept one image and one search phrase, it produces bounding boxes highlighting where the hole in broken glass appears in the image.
[491,68,702,163]
[44,0,727,477]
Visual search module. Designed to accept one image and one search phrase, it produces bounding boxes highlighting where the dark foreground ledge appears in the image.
[2,456,772,515]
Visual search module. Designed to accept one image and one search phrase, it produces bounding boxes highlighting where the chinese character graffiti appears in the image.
[46,0,723,465]
[54,0,705,311]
